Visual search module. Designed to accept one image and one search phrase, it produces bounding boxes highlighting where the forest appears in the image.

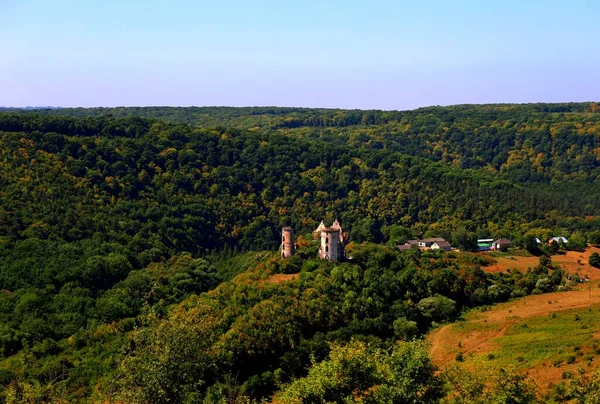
[0,104,599,402]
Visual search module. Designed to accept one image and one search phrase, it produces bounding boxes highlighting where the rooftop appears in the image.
[433,241,452,248]
[322,227,340,233]
[421,237,446,243]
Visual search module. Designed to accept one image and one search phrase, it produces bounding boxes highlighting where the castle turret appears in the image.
[320,228,342,261]
[331,219,346,243]
[313,220,326,239]
[281,227,295,258]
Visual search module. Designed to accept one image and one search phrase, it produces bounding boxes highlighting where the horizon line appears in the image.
[1,100,599,113]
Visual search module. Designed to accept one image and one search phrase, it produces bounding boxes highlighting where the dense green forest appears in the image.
[0,104,599,402]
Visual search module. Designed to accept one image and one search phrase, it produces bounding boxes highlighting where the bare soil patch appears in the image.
[482,246,600,280]
[428,284,600,390]
[264,273,299,284]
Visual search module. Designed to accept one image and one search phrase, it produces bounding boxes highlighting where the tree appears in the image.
[539,255,551,268]
[417,296,457,323]
[534,278,554,293]
[559,368,600,403]
[589,231,600,247]
[442,365,537,404]
[451,227,478,252]
[277,339,442,403]
[351,218,377,243]
[114,303,224,403]
[523,235,540,254]
[387,225,414,246]
[589,253,600,269]
[393,317,419,341]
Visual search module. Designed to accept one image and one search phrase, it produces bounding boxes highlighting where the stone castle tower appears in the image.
[281,226,295,258]
[315,219,347,261]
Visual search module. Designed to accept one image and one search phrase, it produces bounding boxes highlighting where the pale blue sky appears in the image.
[1,0,599,109]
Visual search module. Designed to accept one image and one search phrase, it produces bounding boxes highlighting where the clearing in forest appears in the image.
[428,284,600,391]
[264,273,299,284]
[482,246,600,280]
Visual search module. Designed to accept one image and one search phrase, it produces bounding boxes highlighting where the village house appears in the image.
[431,240,452,251]
[477,238,493,251]
[549,236,568,245]
[418,237,447,248]
[492,238,511,251]
[397,240,419,251]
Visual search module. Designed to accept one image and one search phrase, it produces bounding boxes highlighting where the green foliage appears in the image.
[523,235,540,255]
[114,304,225,404]
[0,106,595,401]
[387,225,414,246]
[418,296,458,323]
[277,339,442,403]
[539,255,551,268]
[555,368,600,403]
[589,253,600,268]
[442,366,537,404]
[588,231,600,247]
[100,245,551,402]
[393,317,419,341]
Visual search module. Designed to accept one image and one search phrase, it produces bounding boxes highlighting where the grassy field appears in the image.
[428,283,600,392]
[481,246,600,280]
[491,306,600,367]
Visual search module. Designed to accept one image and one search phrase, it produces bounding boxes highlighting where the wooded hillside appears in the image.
[0,105,598,402]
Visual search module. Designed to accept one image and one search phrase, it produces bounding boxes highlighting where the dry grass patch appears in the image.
[428,284,600,391]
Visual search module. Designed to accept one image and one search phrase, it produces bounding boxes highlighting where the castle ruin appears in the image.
[314,219,347,261]
[280,219,347,261]
[281,226,295,258]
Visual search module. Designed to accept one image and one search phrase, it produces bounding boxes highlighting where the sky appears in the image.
[1,0,599,110]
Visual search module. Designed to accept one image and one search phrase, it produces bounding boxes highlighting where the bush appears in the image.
[417,296,457,323]
[539,255,552,267]
[277,340,443,403]
[589,253,600,268]
[535,278,555,293]
[393,317,418,341]
[588,231,600,247]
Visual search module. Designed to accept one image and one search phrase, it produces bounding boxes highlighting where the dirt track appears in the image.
[483,246,600,280]
[431,246,600,368]
[428,277,600,391]
[429,286,600,367]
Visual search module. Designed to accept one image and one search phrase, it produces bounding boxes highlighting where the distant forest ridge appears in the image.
[2,101,599,127]
[0,107,599,254]
[2,102,599,183]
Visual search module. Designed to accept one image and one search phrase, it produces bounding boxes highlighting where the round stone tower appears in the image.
[281,227,295,258]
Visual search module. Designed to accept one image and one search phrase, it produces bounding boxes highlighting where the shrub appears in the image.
[417,295,457,323]
[589,253,600,268]
[539,255,552,267]
[393,317,418,341]
[277,340,443,403]
[535,277,555,293]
